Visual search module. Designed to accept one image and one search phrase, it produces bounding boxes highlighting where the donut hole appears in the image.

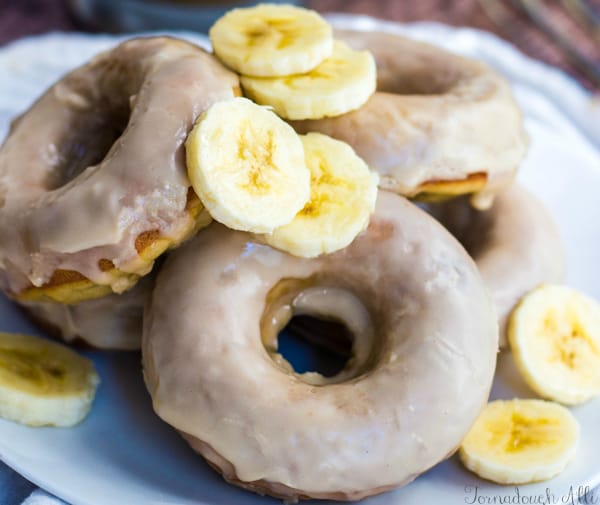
[426,196,494,257]
[277,315,353,378]
[46,104,129,190]
[375,53,465,96]
[261,281,379,385]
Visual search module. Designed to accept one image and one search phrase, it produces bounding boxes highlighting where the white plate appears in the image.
[1,17,600,505]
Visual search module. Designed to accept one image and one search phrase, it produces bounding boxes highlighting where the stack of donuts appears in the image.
[0,3,572,502]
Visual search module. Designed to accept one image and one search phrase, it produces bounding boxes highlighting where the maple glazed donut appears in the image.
[0,36,239,304]
[143,191,498,501]
[292,29,528,208]
[429,184,565,347]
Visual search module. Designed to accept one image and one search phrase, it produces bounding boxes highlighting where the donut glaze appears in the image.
[0,36,239,303]
[292,29,528,208]
[429,184,565,347]
[143,191,498,501]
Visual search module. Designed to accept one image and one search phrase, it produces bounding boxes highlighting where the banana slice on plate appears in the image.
[210,4,333,77]
[263,132,378,257]
[0,332,99,427]
[241,40,377,120]
[509,284,600,405]
[186,97,310,233]
[460,399,579,484]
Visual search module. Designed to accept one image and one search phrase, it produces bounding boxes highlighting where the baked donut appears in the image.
[143,191,498,501]
[292,29,528,208]
[428,184,565,347]
[0,36,239,304]
[19,272,154,351]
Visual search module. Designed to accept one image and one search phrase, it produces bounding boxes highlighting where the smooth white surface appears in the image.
[0,18,599,505]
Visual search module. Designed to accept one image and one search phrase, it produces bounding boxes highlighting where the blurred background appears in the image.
[0,0,598,90]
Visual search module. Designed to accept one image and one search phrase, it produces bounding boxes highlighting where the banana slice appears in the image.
[459,399,579,484]
[263,132,378,258]
[241,40,376,120]
[0,332,99,427]
[186,97,310,233]
[209,4,333,77]
[509,284,600,405]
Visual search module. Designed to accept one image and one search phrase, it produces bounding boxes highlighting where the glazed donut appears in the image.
[19,272,154,350]
[292,29,528,208]
[0,36,239,304]
[143,191,498,501]
[428,184,565,347]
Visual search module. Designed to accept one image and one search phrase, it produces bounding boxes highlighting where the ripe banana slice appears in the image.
[0,332,99,427]
[264,132,378,257]
[460,399,579,484]
[209,4,333,77]
[186,97,310,233]
[509,284,600,405]
[241,40,377,120]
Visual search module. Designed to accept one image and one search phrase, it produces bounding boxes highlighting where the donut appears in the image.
[0,36,239,304]
[19,272,154,350]
[292,29,528,208]
[143,191,498,501]
[427,184,565,347]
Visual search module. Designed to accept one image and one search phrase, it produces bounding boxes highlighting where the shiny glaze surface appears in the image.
[0,36,238,295]
[143,191,498,500]
[293,29,528,207]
